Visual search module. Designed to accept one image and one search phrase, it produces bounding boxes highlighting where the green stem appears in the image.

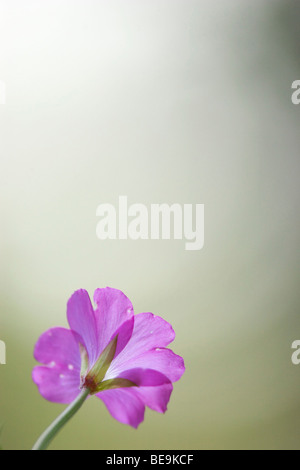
[32,388,90,451]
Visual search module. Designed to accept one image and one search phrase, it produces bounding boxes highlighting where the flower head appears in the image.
[32,288,185,428]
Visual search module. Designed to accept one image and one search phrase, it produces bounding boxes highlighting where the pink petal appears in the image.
[34,327,81,371]
[108,313,176,373]
[32,366,81,404]
[107,348,185,383]
[93,287,134,356]
[119,368,173,413]
[67,289,98,366]
[108,318,134,359]
[132,383,173,413]
[97,388,145,428]
[96,368,173,427]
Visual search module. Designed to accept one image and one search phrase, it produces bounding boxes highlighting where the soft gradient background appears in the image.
[1,0,300,450]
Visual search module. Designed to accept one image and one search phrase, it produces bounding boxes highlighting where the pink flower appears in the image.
[32,288,185,428]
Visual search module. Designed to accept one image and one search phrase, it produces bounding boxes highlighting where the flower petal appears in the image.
[96,368,173,427]
[93,287,134,356]
[97,388,145,428]
[132,382,173,413]
[34,327,81,371]
[108,318,134,359]
[107,348,185,383]
[32,366,81,404]
[107,313,176,373]
[118,368,173,413]
[67,289,98,365]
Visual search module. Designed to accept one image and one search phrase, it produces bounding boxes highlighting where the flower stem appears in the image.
[32,388,90,450]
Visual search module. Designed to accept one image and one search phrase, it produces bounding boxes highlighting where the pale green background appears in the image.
[0,0,300,450]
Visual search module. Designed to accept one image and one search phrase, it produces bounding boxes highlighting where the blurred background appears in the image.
[0,0,300,450]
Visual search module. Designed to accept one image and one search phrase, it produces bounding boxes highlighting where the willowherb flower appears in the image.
[32,288,185,428]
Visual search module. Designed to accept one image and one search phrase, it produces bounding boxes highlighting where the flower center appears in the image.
[83,374,100,394]
[80,335,136,394]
